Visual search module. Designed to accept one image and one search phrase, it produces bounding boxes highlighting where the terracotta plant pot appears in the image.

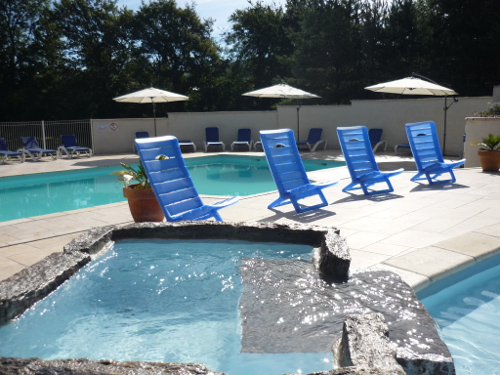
[477,150,500,172]
[123,184,164,223]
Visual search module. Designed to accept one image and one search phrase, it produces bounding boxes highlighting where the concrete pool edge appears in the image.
[0,221,455,375]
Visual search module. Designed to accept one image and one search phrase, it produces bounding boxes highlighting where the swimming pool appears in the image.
[418,254,500,375]
[0,155,343,222]
[0,239,332,375]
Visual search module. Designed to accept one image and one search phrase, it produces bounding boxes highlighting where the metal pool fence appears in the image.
[0,120,93,151]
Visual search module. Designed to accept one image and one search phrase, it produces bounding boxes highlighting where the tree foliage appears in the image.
[0,0,499,121]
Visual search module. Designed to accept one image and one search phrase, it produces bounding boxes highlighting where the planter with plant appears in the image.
[470,133,500,171]
[112,162,164,222]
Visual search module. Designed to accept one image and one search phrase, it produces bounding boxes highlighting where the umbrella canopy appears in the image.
[113,87,189,135]
[365,77,457,96]
[365,76,458,155]
[242,83,320,100]
[242,83,320,140]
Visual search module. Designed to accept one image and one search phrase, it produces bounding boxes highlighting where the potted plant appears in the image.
[471,133,500,172]
[111,162,164,222]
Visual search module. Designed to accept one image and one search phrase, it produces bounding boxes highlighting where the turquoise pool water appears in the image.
[418,254,500,375]
[0,155,343,222]
[0,239,332,375]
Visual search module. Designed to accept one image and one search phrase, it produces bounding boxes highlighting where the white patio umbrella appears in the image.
[365,75,458,154]
[242,83,320,140]
[113,87,189,136]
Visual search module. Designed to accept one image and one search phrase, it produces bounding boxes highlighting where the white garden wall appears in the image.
[92,96,490,156]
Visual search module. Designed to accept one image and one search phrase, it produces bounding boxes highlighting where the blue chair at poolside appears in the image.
[204,127,225,152]
[58,134,92,158]
[405,121,465,184]
[231,128,253,151]
[135,135,239,222]
[296,128,327,152]
[260,129,338,213]
[0,138,24,164]
[337,126,403,195]
[132,131,149,153]
[368,128,387,153]
[19,136,58,161]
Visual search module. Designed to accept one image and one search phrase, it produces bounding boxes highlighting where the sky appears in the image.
[117,0,287,42]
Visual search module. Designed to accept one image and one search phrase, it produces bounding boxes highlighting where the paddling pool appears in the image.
[418,254,500,375]
[0,155,343,222]
[0,239,332,375]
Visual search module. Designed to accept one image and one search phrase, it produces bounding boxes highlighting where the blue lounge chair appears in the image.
[19,136,58,161]
[368,128,387,153]
[0,138,24,164]
[337,126,403,195]
[405,121,465,184]
[178,140,196,152]
[260,129,338,213]
[296,128,327,152]
[58,135,92,158]
[231,128,253,151]
[133,131,149,153]
[204,127,225,152]
[394,143,411,154]
[135,135,239,221]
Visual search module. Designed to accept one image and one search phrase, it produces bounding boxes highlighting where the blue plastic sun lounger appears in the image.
[0,138,24,164]
[337,126,403,195]
[296,128,327,152]
[260,129,338,213]
[368,128,387,153]
[231,128,253,151]
[405,121,465,184]
[204,127,225,152]
[19,136,58,161]
[58,135,92,158]
[135,135,239,222]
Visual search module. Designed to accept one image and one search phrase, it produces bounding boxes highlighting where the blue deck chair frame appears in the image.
[405,121,465,184]
[296,128,327,152]
[19,136,58,161]
[260,129,338,213]
[58,134,92,158]
[0,138,24,164]
[135,135,239,222]
[231,128,253,151]
[204,127,225,152]
[337,126,403,195]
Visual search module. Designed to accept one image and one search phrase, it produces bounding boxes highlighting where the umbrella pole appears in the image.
[152,99,157,136]
[296,100,300,141]
[443,96,458,156]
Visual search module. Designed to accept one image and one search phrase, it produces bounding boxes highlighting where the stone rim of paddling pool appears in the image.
[0,221,454,375]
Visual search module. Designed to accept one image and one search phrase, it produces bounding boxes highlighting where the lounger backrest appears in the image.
[405,121,444,171]
[135,131,149,139]
[337,126,379,178]
[307,128,323,143]
[237,128,251,142]
[368,128,383,146]
[21,136,40,149]
[260,129,310,195]
[206,127,220,142]
[0,138,8,151]
[61,135,78,148]
[135,136,204,221]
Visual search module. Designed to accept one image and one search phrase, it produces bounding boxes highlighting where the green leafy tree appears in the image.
[420,0,500,96]
[132,0,223,113]
[225,1,295,109]
[50,0,138,118]
[0,0,60,120]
